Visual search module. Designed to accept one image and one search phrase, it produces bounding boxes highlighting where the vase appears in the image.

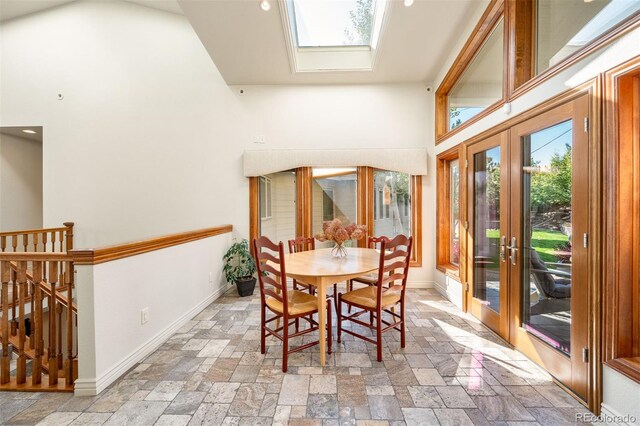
[331,243,348,258]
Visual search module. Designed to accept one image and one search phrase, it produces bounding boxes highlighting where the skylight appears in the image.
[292,0,376,47]
[282,0,388,72]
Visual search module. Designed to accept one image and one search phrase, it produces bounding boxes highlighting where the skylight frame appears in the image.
[279,0,390,73]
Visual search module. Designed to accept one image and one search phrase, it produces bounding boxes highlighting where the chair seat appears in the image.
[352,273,378,285]
[266,290,319,316]
[341,286,401,309]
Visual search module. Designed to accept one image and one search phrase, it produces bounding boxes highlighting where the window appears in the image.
[259,176,272,220]
[535,0,640,75]
[448,18,505,130]
[604,58,640,382]
[373,170,411,239]
[437,147,463,275]
[436,0,640,142]
[435,0,505,141]
[250,166,422,266]
[282,0,389,72]
[312,168,358,247]
[258,171,297,245]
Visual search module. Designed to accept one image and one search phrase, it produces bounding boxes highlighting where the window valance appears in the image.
[243,148,428,177]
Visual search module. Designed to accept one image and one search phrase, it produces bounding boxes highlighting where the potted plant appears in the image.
[223,239,257,297]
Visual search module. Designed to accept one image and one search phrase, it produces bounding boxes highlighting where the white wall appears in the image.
[75,232,232,396]
[431,10,640,418]
[0,132,43,230]
[235,84,436,287]
[0,1,249,248]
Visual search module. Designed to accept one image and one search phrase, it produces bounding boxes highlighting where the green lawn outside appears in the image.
[485,228,569,263]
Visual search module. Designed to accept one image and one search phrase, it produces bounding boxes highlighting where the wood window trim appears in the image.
[603,56,640,384]
[511,11,640,99]
[436,145,462,279]
[436,1,640,146]
[435,0,506,144]
[250,167,422,267]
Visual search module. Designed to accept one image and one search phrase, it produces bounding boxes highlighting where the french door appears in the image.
[466,94,590,399]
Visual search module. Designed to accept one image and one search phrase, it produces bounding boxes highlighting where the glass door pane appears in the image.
[473,146,502,313]
[373,170,412,239]
[521,120,573,354]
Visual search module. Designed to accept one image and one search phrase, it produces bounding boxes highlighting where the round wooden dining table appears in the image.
[282,247,380,366]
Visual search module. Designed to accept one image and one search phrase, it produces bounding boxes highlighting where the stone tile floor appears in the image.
[0,288,592,425]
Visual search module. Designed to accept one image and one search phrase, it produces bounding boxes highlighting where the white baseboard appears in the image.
[598,404,638,425]
[75,283,232,396]
[406,281,434,289]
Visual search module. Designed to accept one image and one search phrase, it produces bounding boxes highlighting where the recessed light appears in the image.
[22,130,37,134]
[404,0,414,6]
[260,0,270,11]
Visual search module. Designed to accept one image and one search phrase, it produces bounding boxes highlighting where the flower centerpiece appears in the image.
[315,219,368,258]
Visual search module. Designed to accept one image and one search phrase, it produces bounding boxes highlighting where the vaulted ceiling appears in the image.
[180,0,486,85]
[1,0,487,86]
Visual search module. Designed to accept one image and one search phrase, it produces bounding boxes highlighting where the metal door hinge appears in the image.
[583,233,588,248]
[583,117,589,132]
[582,347,589,363]
[465,282,470,292]
[465,159,469,168]
[464,221,469,230]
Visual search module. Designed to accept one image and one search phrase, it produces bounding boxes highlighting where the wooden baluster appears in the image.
[11,235,17,253]
[50,232,57,253]
[1,236,5,252]
[33,233,39,252]
[10,268,17,336]
[22,234,28,252]
[65,261,74,385]
[48,261,58,385]
[59,231,64,252]
[32,261,43,385]
[42,233,48,254]
[29,280,35,351]
[16,261,27,384]
[1,262,10,384]
[56,303,63,370]
[64,223,74,252]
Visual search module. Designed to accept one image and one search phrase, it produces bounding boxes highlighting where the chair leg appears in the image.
[295,318,299,333]
[347,280,352,314]
[282,315,289,373]
[333,284,338,313]
[260,306,266,355]
[376,307,383,362]
[400,301,406,348]
[326,300,332,354]
[337,293,342,344]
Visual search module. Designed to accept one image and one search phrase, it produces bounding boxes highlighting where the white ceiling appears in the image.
[179,0,487,85]
[0,0,183,22]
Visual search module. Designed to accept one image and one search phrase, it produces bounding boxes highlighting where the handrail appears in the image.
[71,224,233,265]
[0,225,69,237]
[0,222,74,253]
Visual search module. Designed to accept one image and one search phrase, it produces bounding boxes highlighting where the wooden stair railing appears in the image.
[0,223,74,254]
[0,253,76,392]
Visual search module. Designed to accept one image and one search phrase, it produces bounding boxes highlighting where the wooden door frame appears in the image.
[465,131,511,339]
[508,96,590,399]
[458,80,602,413]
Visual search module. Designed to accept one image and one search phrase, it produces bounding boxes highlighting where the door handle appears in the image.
[499,235,507,263]
[507,237,518,266]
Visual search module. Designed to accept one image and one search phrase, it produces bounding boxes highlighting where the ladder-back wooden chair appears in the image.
[254,236,332,372]
[337,234,413,362]
[346,236,390,314]
[288,237,339,311]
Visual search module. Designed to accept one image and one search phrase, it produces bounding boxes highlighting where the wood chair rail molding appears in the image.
[71,225,233,265]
